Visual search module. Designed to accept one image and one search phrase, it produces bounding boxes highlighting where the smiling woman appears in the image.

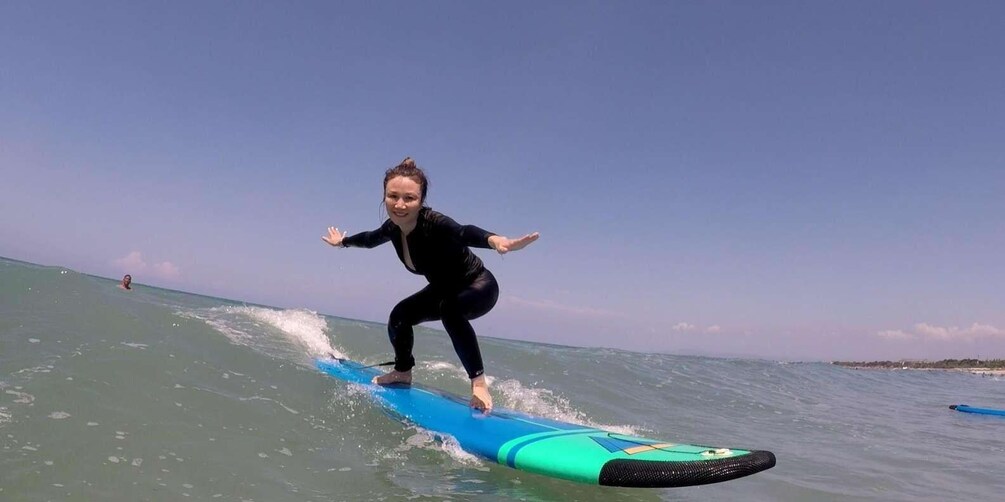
[321,157,539,413]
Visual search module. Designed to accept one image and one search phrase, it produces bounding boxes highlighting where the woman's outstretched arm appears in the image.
[322,221,394,249]
[487,232,540,254]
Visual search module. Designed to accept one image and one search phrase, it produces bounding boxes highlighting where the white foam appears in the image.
[419,360,496,385]
[6,390,35,404]
[238,306,334,356]
[417,360,635,435]
[179,306,345,362]
[494,379,639,436]
[394,426,482,466]
[238,395,300,415]
[419,360,467,379]
[13,366,50,377]
[438,432,481,465]
[48,411,71,419]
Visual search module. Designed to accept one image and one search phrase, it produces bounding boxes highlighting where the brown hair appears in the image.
[383,157,429,204]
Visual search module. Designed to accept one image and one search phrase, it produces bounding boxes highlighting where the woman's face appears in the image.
[384,176,423,229]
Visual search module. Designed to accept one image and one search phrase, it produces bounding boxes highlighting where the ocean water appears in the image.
[2,257,1003,501]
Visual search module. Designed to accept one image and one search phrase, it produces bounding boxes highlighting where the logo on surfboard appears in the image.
[591,436,675,455]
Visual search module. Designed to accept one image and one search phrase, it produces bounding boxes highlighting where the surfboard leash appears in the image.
[360,360,396,368]
[326,353,395,369]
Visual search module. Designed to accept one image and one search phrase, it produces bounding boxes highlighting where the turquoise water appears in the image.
[2,256,1003,501]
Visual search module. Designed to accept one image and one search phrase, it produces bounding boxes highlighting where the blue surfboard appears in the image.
[316,356,775,487]
[950,404,1005,417]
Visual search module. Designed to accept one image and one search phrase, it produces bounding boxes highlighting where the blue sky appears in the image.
[2,1,1003,361]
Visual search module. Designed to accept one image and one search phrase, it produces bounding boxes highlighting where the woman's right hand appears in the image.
[321,226,346,247]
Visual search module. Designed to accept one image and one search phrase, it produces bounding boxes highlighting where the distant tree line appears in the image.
[833,359,1005,369]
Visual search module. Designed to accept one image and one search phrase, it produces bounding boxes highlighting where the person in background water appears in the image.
[322,157,539,412]
[119,274,132,290]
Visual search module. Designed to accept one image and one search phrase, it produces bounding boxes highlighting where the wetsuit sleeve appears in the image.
[458,224,496,249]
[341,220,394,249]
[429,212,496,249]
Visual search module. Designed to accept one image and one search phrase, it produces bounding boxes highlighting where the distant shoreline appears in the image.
[832,359,1005,377]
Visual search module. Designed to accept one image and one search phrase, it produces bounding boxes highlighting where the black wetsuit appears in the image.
[341,207,499,379]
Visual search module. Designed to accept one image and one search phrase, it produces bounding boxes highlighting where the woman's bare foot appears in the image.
[372,370,412,385]
[470,375,492,413]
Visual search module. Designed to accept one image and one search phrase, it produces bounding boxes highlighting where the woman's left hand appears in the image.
[488,232,539,254]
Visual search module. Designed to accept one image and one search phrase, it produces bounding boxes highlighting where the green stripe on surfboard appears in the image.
[499,430,754,485]
[497,428,598,465]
